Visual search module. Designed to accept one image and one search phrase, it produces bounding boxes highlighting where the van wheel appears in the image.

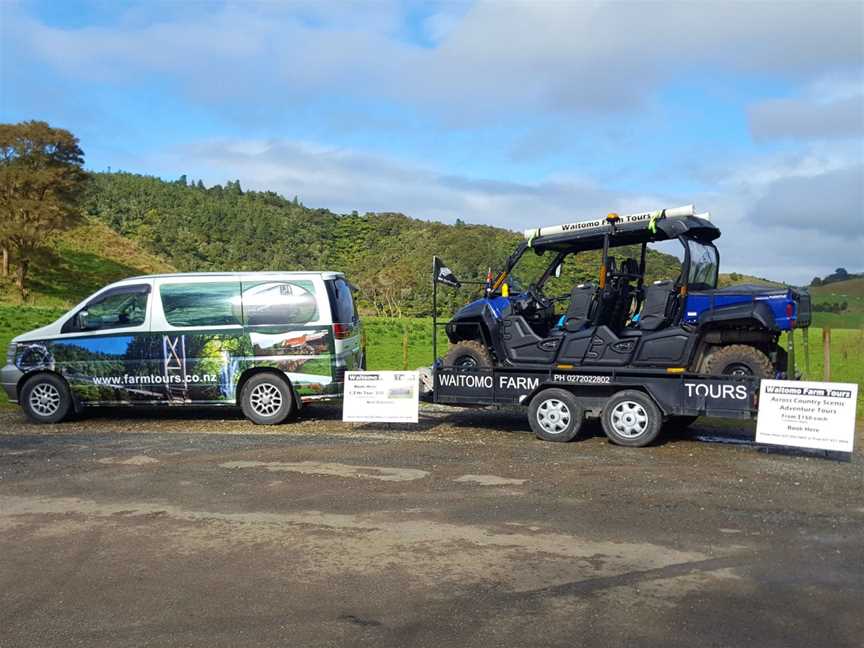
[443,340,493,369]
[601,390,662,447]
[703,344,773,379]
[528,388,583,442]
[21,374,72,424]
[240,373,295,425]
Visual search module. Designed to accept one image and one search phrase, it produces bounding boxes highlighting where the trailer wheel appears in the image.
[528,388,584,442]
[601,390,662,447]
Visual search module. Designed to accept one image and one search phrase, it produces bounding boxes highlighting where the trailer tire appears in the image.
[703,344,773,379]
[528,388,584,442]
[602,390,662,447]
[443,340,493,369]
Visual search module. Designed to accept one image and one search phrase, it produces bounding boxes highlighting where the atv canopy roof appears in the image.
[522,205,720,253]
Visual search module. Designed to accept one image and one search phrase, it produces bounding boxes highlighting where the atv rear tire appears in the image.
[703,344,773,379]
[443,340,493,369]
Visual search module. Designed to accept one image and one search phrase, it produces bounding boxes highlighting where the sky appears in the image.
[1,0,862,284]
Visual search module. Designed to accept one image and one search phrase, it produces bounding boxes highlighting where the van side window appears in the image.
[160,282,242,327]
[62,285,150,333]
[328,278,357,323]
[241,280,319,326]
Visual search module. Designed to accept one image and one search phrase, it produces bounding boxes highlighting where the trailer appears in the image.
[424,202,801,445]
[429,362,759,445]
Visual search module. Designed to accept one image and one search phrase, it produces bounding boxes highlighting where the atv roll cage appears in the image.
[432,206,719,361]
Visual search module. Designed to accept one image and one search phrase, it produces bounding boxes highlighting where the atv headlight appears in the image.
[6,342,16,365]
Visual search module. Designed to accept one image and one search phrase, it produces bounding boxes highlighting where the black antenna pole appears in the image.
[432,256,438,365]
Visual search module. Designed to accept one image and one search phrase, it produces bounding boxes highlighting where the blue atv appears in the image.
[440,206,810,379]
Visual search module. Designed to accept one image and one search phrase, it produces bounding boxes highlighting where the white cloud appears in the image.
[749,71,864,141]
[170,137,657,226]
[751,165,863,234]
[6,1,863,119]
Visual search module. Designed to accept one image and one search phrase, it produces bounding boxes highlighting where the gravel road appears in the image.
[1,405,862,647]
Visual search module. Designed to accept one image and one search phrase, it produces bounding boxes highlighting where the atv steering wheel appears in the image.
[514,285,552,315]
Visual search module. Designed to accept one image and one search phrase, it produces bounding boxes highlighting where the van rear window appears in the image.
[160,282,242,327]
[326,278,357,323]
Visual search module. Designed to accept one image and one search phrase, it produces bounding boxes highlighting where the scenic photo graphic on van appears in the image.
[1,272,364,425]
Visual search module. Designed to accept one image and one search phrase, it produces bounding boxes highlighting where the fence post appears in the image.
[787,328,796,379]
[822,327,831,382]
[802,326,810,378]
[402,323,409,370]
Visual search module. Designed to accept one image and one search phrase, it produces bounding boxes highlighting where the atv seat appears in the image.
[639,280,677,331]
[561,283,597,332]
[595,257,639,332]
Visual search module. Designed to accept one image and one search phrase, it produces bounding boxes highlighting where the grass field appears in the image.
[809,277,864,329]
[2,309,861,415]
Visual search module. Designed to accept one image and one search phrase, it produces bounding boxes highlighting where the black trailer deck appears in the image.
[432,364,760,445]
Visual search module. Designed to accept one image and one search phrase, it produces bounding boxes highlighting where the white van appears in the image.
[2,272,364,424]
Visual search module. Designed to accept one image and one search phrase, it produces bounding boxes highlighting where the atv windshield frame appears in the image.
[489,215,720,296]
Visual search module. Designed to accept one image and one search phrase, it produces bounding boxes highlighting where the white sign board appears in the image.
[343,371,419,423]
[756,380,858,452]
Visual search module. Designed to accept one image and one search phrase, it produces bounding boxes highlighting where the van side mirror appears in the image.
[77,310,90,330]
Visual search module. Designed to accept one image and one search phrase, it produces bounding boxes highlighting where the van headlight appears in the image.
[6,343,16,365]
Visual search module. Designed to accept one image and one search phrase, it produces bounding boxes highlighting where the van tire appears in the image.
[240,372,295,425]
[528,388,583,442]
[601,390,662,447]
[443,340,493,369]
[20,373,72,424]
[703,344,773,379]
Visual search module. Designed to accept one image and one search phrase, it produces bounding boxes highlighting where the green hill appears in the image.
[0,218,175,308]
[80,172,683,317]
[808,277,864,328]
[811,277,864,298]
[717,273,783,288]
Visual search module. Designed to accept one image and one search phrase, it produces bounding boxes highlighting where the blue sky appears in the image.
[1,0,862,283]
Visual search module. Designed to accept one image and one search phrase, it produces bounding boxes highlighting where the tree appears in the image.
[0,121,88,294]
[810,276,823,287]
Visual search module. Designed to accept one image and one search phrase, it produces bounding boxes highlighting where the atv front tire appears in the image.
[703,344,773,379]
[443,340,493,369]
